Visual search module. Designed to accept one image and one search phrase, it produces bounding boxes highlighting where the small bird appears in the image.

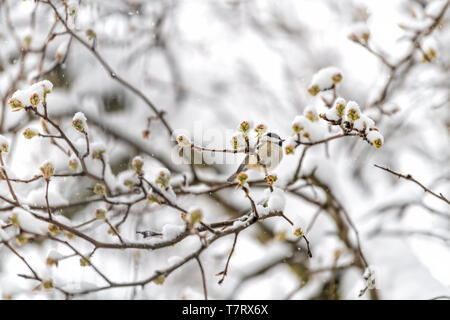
[227,132,284,183]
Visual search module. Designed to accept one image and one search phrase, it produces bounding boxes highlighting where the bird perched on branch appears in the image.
[227,132,284,183]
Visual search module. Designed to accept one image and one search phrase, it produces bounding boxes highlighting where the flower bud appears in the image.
[80,258,91,267]
[8,98,24,112]
[93,183,106,196]
[23,128,39,140]
[236,172,248,185]
[367,130,384,149]
[146,193,161,205]
[40,162,55,180]
[307,84,320,96]
[131,156,144,175]
[86,29,97,40]
[68,156,79,172]
[155,170,171,190]
[239,121,251,135]
[95,209,106,220]
[266,174,277,186]
[9,213,19,227]
[176,135,191,147]
[16,233,28,246]
[345,101,361,123]
[72,112,87,133]
[0,135,9,153]
[185,208,203,227]
[285,145,295,155]
[254,124,267,137]
[29,93,40,107]
[48,224,61,235]
[153,275,166,285]
[42,280,54,290]
[293,227,304,237]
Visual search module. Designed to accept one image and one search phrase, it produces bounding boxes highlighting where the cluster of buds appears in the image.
[155,169,171,190]
[254,124,267,137]
[265,174,278,186]
[131,156,144,175]
[182,208,203,229]
[176,135,191,147]
[40,162,55,180]
[48,224,61,236]
[8,80,53,111]
[23,128,39,140]
[95,209,106,220]
[93,183,106,196]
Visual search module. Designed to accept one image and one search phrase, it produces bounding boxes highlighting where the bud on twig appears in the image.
[40,162,55,180]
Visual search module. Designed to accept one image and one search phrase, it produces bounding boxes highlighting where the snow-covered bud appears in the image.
[23,35,32,50]
[236,172,248,185]
[131,156,144,175]
[155,169,171,190]
[146,193,161,205]
[93,183,106,196]
[254,124,267,137]
[367,129,384,149]
[95,209,106,220]
[322,97,347,121]
[46,257,58,267]
[29,93,40,107]
[422,48,437,63]
[124,179,134,190]
[304,106,319,122]
[16,234,28,246]
[23,128,39,140]
[285,145,295,155]
[346,101,361,123]
[307,85,320,96]
[184,207,203,228]
[353,114,375,133]
[46,251,62,267]
[68,156,79,172]
[239,121,251,136]
[42,280,54,290]
[40,162,55,180]
[92,144,106,160]
[9,213,19,228]
[284,136,296,155]
[293,227,304,237]
[266,174,277,186]
[176,135,191,147]
[348,23,370,43]
[86,29,97,40]
[72,112,88,133]
[0,135,9,153]
[48,224,61,236]
[8,98,24,112]
[292,116,307,134]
